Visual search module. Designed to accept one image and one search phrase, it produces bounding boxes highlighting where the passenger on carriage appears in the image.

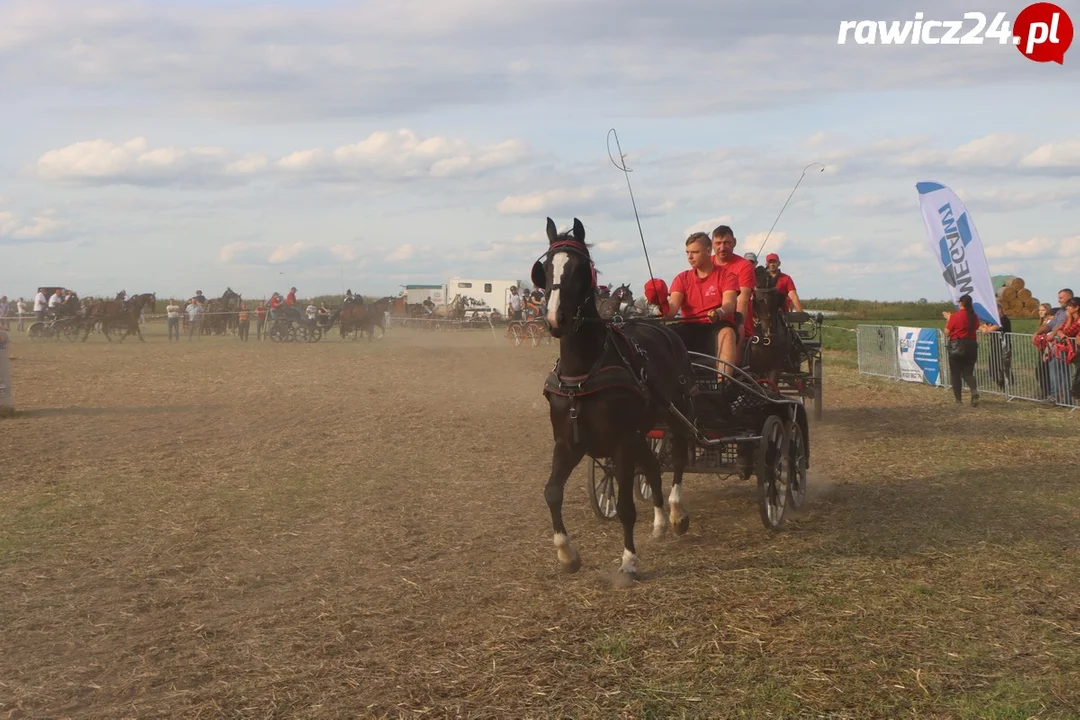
[764,253,803,313]
[193,290,206,305]
[644,232,740,376]
[286,287,297,306]
[508,286,523,321]
[711,225,757,361]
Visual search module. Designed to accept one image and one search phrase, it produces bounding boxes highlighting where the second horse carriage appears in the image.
[268,304,325,343]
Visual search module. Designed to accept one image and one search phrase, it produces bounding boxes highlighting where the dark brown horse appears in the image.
[82,292,155,342]
[746,267,801,385]
[534,217,698,581]
[336,298,389,341]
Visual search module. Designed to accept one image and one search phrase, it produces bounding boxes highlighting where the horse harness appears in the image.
[543,324,656,443]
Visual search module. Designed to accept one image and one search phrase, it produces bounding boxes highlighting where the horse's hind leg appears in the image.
[668,432,691,535]
[545,441,586,573]
[632,435,668,539]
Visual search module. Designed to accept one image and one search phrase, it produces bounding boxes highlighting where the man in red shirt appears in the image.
[711,225,756,361]
[285,287,297,306]
[255,301,268,340]
[659,232,739,374]
[764,253,803,313]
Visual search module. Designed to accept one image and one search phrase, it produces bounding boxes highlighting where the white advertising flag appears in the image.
[915,181,1000,326]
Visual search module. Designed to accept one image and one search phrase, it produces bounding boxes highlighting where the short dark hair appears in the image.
[711,225,735,240]
[1060,288,1074,296]
[1067,297,1080,309]
[686,232,710,249]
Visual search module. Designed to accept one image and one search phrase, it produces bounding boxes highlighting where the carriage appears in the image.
[763,310,825,421]
[26,287,86,342]
[267,306,324,343]
[586,326,810,530]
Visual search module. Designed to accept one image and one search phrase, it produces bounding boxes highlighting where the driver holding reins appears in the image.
[643,232,740,376]
[764,253,804,313]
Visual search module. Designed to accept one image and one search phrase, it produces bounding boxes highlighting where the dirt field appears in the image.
[2,325,1078,719]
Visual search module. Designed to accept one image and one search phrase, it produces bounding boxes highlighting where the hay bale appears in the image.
[1009,276,1025,291]
[1000,287,1017,302]
[1018,288,1032,302]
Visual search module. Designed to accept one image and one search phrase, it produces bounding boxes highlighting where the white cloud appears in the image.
[33,130,532,187]
[1019,139,1080,170]
[0,206,68,244]
[495,185,675,220]
[1057,236,1080,258]
[743,231,788,255]
[682,216,732,238]
[983,237,1056,259]
[386,244,414,261]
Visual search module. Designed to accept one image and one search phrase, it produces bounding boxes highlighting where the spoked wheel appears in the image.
[587,457,618,520]
[293,325,309,343]
[509,324,524,347]
[787,418,808,511]
[812,355,823,421]
[755,415,789,530]
[526,323,541,348]
[63,323,82,342]
[27,323,49,340]
[270,324,286,342]
[307,326,323,343]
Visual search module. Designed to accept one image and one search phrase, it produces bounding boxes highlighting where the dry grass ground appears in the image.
[1,324,1078,719]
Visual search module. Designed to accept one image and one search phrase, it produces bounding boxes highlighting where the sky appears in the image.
[2,0,1079,304]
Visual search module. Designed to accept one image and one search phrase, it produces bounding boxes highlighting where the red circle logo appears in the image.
[1013,2,1074,63]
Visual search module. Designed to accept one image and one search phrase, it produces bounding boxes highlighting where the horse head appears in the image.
[752,266,781,343]
[531,217,597,337]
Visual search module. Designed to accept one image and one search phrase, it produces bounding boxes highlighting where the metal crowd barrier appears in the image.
[856,325,1078,410]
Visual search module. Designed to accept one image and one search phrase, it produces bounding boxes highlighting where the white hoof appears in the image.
[619,549,638,576]
[652,506,669,538]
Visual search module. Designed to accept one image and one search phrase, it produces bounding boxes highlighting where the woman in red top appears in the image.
[943,294,980,406]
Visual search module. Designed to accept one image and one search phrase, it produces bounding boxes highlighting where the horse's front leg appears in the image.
[614,443,640,577]
[668,431,691,535]
[545,440,586,572]
[632,434,667,539]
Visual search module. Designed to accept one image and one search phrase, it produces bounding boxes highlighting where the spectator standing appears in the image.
[16,298,26,332]
[186,298,203,340]
[166,300,182,341]
[943,293,980,406]
[979,302,1012,391]
[256,301,268,340]
[33,288,47,322]
[237,304,251,341]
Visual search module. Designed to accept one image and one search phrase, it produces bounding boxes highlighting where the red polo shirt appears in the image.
[774,272,796,312]
[671,265,738,323]
[285,290,296,306]
[713,253,756,334]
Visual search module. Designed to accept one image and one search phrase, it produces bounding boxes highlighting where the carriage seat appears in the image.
[782,311,812,325]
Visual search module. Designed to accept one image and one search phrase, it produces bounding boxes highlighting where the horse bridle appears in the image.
[751,286,780,345]
[532,239,597,330]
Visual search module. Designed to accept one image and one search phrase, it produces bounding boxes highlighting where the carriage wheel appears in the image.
[63,324,82,342]
[586,457,618,520]
[755,415,789,530]
[293,325,308,343]
[812,355,823,421]
[508,323,524,346]
[786,419,808,511]
[526,323,541,348]
[270,324,285,342]
[307,326,323,343]
[27,322,47,340]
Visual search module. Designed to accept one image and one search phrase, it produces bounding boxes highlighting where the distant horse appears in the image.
[336,298,388,341]
[82,292,155,342]
[204,287,242,335]
[534,217,699,580]
[596,283,637,319]
[746,267,801,385]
